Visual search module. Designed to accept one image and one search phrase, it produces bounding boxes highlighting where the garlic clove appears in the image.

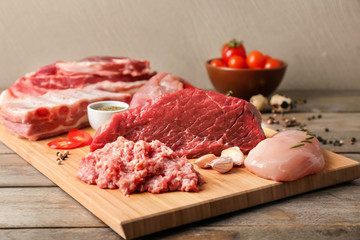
[209,157,233,173]
[194,154,217,168]
[250,94,269,112]
[221,147,244,166]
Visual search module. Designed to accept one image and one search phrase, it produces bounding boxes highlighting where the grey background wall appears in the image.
[1,0,359,90]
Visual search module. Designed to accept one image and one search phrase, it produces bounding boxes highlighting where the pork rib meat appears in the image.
[90,88,266,158]
[1,88,134,140]
[0,56,154,104]
[0,56,155,140]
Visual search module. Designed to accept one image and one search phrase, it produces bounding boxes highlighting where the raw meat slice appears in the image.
[244,130,325,181]
[90,88,266,158]
[129,72,188,108]
[1,81,145,124]
[0,56,155,104]
[77,136,204,195]
[0,56,156,140]
[0,88,132,140]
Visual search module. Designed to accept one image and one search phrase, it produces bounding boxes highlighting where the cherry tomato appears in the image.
[263,54,271,61]
[68,129,93,146]
[246,50,266,69]
[264,58,282,69]
[227,55,247,69]
[210,59,226,67]
[47,139,82,149]
[221,39,246,64]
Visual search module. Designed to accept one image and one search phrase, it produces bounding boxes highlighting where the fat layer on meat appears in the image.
[0,56,155,140]
[0,88,133,140]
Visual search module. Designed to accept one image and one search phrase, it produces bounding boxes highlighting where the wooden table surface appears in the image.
[0,90,359,240]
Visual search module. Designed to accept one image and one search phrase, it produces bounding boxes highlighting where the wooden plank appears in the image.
[275,90,360,113]
[0,124,359,239]
[342,154,360,162]
[145,178,360,239]
[262,113,360,153]
[0,142,13,154]
[0,187,105,228]
[1,180,359,239]
[145,225,360,240]
[0,228,119,240]
[0,154,55,187]
[1,223,359,240]
[0,179,359,239]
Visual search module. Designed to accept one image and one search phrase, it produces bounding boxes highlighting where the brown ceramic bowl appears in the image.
[205,59,287,100]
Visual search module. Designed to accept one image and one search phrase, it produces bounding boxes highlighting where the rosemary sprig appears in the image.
[305,130,315,137]
[289,131,315,149]
[226,90,233,96]
[290,143,305,149]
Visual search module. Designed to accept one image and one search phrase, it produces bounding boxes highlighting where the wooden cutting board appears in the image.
[0,125,359,239]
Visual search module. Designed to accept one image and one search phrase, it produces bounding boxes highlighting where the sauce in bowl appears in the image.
[87,101,129,130]
[95,106,126,111]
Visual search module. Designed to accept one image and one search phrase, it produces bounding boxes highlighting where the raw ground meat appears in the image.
[77,136,204,195]
[91,88,266,158]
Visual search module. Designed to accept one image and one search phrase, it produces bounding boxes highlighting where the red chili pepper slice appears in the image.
[47,139,83,149]
[47,129,93,149]
[68,129,93,146]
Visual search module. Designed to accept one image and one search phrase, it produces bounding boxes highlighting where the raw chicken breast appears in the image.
[244,130,325,181]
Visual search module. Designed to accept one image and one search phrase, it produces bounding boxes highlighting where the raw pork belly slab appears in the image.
[91,88,266,158]
[0,56,155,104]
[0,56,155,140]
[77,136,203,195]
[1,88,132,140]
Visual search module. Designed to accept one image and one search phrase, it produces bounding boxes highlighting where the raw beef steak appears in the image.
[77,136,203,195]
[90,88,266,158]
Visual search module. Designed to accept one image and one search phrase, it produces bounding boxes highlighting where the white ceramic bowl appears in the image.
[87,101,129,130]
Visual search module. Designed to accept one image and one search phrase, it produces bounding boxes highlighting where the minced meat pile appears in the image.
[77,136,204,195]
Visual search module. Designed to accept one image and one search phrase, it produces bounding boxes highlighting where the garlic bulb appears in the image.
[221,147,244,166]
[250,94,269,112]
[194,154,217,168]
[209,157,233,173]
[270,94,292,113]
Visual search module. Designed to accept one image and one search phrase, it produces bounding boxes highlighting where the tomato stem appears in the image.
[228,39,243,48]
